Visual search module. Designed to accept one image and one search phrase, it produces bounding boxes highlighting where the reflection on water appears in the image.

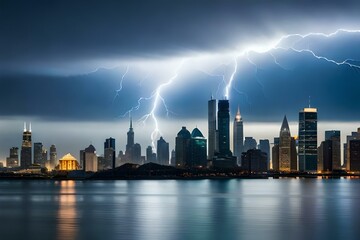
[57,181,78,240]
[0,179,360,240]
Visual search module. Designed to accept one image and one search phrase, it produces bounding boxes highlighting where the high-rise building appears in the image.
[349,139,360,172]
[34,142,46,167]
[298,107,317,172]
[175,126,191,168]
[217,100,231,156]
[157,137,169,165]
[104,137,116,169]
[318,140,333,172]
[146,146,156,163]
[272,137,280,171]
[322,130,341,171]
[344,128,360,170]
[6,147,19,168]
[243,137,257,153]
[277,116,297,172]
[259,139,270,169]
[49,144,57,170]
[133,143,142,164]
[208,98,217,159]
[42,147,48,168]
[241,149,268,173]
[126,117,135,161]
[233,106,244,165]
[170,149,176,166]
[20,122,32,169]
[82,144,98,172]
[189,128,207,168]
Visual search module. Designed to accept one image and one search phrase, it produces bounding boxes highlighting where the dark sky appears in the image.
[1,0,360,161]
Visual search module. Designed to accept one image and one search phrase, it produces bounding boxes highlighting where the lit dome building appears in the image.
[58,153,80,171]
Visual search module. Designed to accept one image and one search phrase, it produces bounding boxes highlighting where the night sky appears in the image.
[0,0,360,162]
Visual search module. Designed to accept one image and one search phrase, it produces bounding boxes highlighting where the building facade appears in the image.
[208,98,217,160]
[20,122,32,169]
[157,137,169,165]
[298,107,317,172]
[233,106,244,165]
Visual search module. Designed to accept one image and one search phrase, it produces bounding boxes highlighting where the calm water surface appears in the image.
[0,179,359,240]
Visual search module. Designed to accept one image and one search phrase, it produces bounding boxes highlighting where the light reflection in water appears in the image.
[56,181,78,240]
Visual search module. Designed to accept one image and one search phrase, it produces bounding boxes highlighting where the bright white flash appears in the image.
[138,60,185,151]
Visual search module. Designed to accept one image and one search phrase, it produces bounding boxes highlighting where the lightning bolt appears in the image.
[113,65,129,103]
[223,29,360,101]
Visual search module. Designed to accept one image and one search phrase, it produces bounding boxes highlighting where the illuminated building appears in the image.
[233,106,244,165]
[175,126,191,167]
[298,107,317,172]
[157,137,169,165]
[6,147,19,168]
[277,116,297,172]
[208,97,217,160]
[58,153,79,171]
[20,122,32,169]
[189,128,207,168]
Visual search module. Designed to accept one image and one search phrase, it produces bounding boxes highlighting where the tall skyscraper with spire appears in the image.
[298,106,317,172]
[278,116,297,171]
[126,117,135,161]
[233,106,244,165]
[208,97,217,159]
[20,122,32,169]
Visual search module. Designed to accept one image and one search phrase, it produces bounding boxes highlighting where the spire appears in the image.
[308,96,311,108]
[130,116,133,129]
[24,122,27,132]
[29,122,32,132]
[235,105,242,122]
[280,115,290,134]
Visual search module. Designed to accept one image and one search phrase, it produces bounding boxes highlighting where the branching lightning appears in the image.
[139,59,185,151]
[113,65,129,103]
[113,28,360,152]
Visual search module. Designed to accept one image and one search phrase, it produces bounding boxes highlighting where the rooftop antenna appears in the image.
[29,122,32,132]
[24,122,27,132]
[308,96,311,108]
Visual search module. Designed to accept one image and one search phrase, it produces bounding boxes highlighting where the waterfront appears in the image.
[0,179,360,240]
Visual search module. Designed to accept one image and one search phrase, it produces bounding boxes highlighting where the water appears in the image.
[0,179,360,240]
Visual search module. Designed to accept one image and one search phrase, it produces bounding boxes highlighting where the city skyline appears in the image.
[0,100,359,170]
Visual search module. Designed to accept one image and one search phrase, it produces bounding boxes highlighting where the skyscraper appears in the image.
[298,107,317,172]
[217,100,231,156]
[20,122,32,169]
[344,128,360,170]
[325,130,341,171]
[126,117,135,161]
[189,128,207,168]
[243,137,257,153]
[278,116,297,172]
[175,126,191,168]
[233,106,244,165]
[49,144,57,170]
[6,147,19,168]
[157,137,169,165]
[259,139,270,169]
[82,144,98,172]
[349,139,360,172]
[34,142,45,167]
[104,137,116,169]
[146,146,156,163]
[208,97,217,159]
[272,137,280,171]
